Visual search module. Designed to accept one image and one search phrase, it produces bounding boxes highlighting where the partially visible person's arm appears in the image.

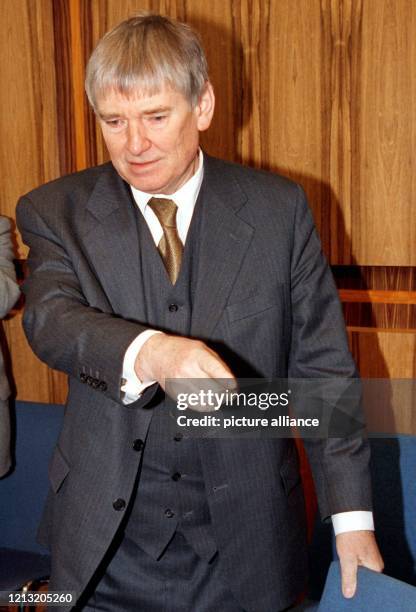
[0,216,20,317]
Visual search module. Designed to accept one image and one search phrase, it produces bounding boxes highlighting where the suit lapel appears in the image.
[191,156,254,339]
[80,158,254,330]
[82,167,146,321]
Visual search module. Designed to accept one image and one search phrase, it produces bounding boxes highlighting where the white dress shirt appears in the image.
[119,149,374,536]
[121,149,204,403]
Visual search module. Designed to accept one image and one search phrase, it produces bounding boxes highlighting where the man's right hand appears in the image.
[134,333,236,392]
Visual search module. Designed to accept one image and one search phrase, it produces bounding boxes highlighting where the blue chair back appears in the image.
[308,435,416,599]
[318,561,416,611]
[0,401,64,554]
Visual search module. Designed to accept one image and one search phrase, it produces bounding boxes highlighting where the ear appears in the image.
[195,82,215,132]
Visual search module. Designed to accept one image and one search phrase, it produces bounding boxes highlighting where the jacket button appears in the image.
[171,472,181,481]
[173,433,183,442]
[99,381,108,391]
[164,508,175,518]
[133,439,144,452]
[113,498,126,511]
[168,303,178,312]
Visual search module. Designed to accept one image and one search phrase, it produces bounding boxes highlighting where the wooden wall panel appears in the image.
[361,377,416,436]
[334,266,416,329]
[0,0,63,404]
[351,0,416,265]
[349,330,416,379]
[0,0,60,253]
[3,312,67,405]
[348,330,416,434]
[252,1,333,254]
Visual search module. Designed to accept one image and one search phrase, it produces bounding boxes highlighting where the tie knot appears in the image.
[148,198,178,228]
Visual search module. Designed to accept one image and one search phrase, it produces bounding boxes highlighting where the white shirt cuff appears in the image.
[331,511,374,535]
[121,330,162,404]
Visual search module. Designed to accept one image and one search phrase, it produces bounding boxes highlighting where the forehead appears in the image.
[95,85,191,114]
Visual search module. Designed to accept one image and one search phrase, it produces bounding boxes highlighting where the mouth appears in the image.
[128,159,159,170]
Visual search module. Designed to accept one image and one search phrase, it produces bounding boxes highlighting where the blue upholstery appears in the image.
[306,435,416,602]
[318,561,416,611]
[370,435,416,585]
[0,401,64,590]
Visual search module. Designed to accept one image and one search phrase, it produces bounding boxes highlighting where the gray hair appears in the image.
[85,13,209,109]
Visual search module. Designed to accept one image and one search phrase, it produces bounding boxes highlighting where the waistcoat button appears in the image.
[133,439,144,452]
[113,498,126,511]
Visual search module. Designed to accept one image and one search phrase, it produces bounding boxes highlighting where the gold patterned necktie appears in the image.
[148,198,183,284]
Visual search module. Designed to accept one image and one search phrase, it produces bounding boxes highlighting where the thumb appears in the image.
[340,558,358,598]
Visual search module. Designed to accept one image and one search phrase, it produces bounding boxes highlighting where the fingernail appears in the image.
[344,587,354,598]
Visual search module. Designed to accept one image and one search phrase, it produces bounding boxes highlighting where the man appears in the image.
[17,14,383,612]
[0,216,20,478]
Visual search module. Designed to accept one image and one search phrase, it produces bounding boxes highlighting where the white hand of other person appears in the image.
[135,333,236,409]
[336,530,384,598]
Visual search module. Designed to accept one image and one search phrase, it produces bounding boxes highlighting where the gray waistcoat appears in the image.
[124,203,217,562]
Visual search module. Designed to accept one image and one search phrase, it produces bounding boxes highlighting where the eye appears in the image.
[102,118,125,130]
[149,114,167,124]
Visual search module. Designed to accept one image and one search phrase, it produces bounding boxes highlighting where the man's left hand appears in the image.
[336,530,384,598]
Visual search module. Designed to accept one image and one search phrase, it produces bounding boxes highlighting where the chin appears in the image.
[130,173,157,187]
[121,171,160,192]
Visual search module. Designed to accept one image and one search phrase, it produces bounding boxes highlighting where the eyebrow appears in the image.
[142,106,172,115]
[97,113,119,120]
[97,106,172,120]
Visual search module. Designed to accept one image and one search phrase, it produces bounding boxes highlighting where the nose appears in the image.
[126,123,151,156]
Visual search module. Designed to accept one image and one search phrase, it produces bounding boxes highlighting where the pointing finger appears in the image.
[340,558,358,598]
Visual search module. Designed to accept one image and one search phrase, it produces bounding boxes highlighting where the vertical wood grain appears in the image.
[0,0,60,251]
[0,0,63,404]
[69,0,88,171]
[52,0,77,175]
[3,313,68,405]
[327,0,353,263]
[351,0,416,265]
[348,330,416,434]
[261,0,331,251]
[186,0,242,163]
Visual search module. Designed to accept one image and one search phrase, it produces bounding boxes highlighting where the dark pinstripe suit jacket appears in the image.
[16,155,372,611]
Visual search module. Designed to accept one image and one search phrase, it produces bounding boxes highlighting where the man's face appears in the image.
[96,83,214,194]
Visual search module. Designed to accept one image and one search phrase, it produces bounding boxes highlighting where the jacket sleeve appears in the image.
[288,185,372,520]
[0,217,20,318]
[16,195,151,405]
